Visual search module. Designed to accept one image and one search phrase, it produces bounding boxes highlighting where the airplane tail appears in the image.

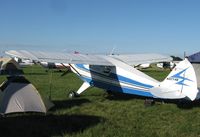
[150,58,198,101]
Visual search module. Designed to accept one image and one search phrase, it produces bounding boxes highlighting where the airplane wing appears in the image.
[111,54,172,66]
[5,50,172,66]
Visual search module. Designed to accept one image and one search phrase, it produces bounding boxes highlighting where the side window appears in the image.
[90,65,113,76]
[103,67,111,74]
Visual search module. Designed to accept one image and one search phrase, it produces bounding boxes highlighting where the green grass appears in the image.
[1,65,200,137]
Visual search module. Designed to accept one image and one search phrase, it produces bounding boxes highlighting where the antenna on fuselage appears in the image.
[184,51,186,58]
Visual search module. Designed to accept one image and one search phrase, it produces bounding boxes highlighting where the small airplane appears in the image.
[40,61,70,70]
[5,50,200,102]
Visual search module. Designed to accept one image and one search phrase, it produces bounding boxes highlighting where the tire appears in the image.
[68,91,76,99]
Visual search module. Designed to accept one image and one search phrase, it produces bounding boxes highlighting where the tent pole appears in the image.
[49,69,53,100]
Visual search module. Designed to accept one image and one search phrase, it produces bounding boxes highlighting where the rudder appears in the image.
[150,58,198,100]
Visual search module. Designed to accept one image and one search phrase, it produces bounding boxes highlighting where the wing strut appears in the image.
[68,64,82,76]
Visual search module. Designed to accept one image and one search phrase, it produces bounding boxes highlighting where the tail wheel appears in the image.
[144,99,155,107]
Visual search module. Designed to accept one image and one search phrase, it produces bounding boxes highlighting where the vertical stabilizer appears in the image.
[150,59,198,100]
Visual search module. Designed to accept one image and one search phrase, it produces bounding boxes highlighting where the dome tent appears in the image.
[0,58,22,75]
[0,76,54,115]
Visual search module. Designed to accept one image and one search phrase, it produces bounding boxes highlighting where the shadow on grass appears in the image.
[105,91,147,101]
[167,99,200,109]
[146,99,200,109]
[106,91,200,109]
[0,114,103,137]
[52,98,91,110]
[25,72,48,76]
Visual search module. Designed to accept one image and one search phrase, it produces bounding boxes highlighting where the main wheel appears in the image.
[68,91,77,99]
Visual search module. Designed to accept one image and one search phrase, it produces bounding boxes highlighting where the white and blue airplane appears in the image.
[5,50,200,101]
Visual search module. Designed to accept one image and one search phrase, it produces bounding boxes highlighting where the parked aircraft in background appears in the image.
[5,50,199,102]
[40,62,70,70]
[156,62,178,69]
[13,57,34,67]
[136,63,150,69]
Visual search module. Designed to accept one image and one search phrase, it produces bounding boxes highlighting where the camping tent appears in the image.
[188,52,200,88]
[0,76,54,114]
[0,58,21,75]
[192,64,200,88]
[188,52,200,63]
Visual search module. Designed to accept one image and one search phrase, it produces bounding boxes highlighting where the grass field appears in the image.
[1,65,200,137]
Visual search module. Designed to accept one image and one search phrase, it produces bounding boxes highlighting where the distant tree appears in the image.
[170,56,183,61]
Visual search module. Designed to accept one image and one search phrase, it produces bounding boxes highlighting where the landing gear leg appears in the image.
[68,82,91,99]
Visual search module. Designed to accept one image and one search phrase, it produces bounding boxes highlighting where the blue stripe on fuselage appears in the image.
[75,64,153,89]
[80,76,153,97]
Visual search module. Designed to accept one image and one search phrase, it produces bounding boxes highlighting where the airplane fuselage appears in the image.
[70,57,160,98]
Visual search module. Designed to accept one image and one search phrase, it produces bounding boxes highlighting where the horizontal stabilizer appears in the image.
[150,87,186,99]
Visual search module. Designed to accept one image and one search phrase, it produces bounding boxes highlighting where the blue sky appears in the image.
[0,0,200,57]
